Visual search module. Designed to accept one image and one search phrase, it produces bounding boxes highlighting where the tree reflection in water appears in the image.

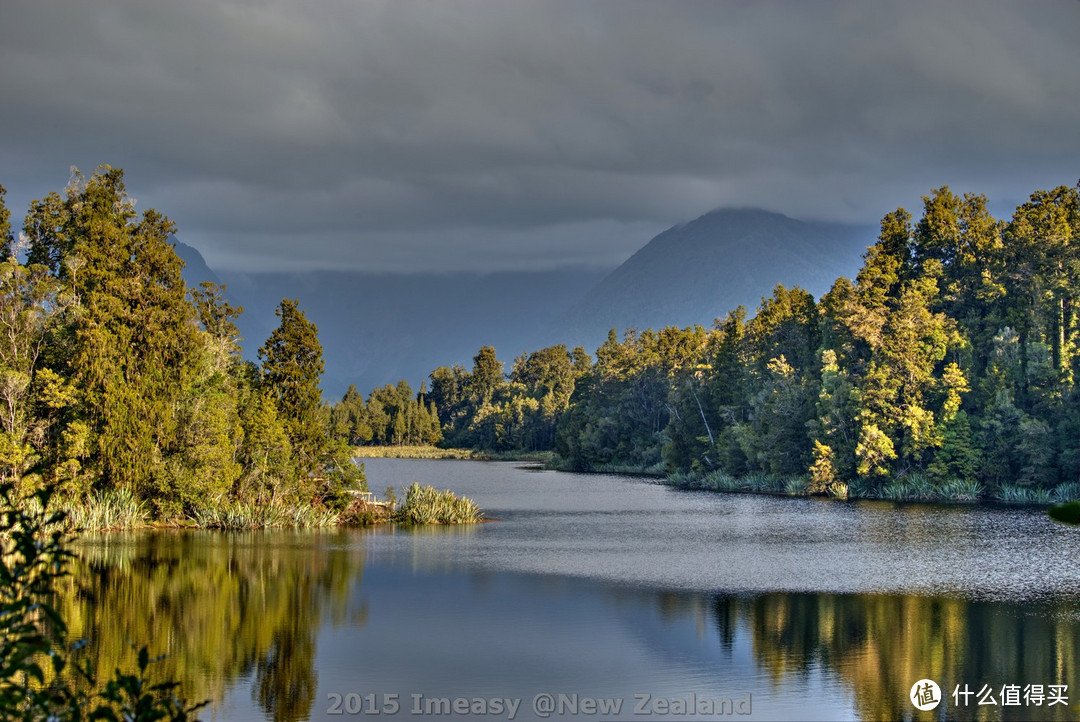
[60,530,366,722]
[58,528,1078,722]
[708,592,1078,721]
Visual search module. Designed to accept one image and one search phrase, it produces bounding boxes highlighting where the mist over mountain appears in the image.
[175,240,606,399]
[175,208,874,400]
[173,239,221,287]
[552,208,874,349]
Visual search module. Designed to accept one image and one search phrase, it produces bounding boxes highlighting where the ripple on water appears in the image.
[361,459,1080,602]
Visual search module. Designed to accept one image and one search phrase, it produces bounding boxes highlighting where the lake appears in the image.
[68,460,1080,721]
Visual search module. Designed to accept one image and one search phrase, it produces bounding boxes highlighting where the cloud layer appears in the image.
[1,1,1077,271]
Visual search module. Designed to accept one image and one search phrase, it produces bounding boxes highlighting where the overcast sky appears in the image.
[1,1,1077,273]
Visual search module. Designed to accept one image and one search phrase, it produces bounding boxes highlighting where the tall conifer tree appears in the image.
[259,299,325,473]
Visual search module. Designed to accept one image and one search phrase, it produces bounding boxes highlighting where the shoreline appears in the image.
[50,481,484,533]
[352,445,556,463]
[355,448,1077,509]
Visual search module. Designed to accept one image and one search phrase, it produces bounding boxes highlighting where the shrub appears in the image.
[0,483,206,720]
[392,483,481,525]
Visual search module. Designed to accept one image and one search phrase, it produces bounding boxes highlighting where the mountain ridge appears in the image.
[554,208,874,349]
[174,207,876,399]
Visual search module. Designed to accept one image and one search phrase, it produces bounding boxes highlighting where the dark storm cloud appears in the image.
[1,1,1077,271]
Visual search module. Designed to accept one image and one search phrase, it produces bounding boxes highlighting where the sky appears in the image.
[1,1,1078,273]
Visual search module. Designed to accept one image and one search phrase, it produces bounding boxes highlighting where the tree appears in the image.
[191,281,243,359]
[238,388,296,503]
[0,261,73,490]
[0,184,12,259]
[468,346,504,404]
[329,385,372,446]
[1005,186,1080,382]
[23,167,201,497]
[259,299,325,473]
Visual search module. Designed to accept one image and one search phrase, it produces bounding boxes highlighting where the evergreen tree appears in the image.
[0,184,13,259]
[31,167,202,496]
[469,346,504,404]
[238,388,296,503]
[259,299,325,474]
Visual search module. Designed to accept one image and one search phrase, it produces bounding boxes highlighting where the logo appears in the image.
[910,679,941,711]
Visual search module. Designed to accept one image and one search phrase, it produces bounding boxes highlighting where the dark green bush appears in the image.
[0,483,206,720]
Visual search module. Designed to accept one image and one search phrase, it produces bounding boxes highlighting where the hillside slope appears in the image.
[556,208,873,347]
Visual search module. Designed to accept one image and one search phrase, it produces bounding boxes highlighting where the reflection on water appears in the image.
[65,530,366,721]
[61,462,1080,721]
[726,592,1077,721]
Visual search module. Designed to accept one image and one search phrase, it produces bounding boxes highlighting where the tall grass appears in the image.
[351,445,479,459]
[938,478,984,502]
[1051,482,1080,503]
[845,480,871,499]
[190,498,340,529]
[481,450,559,463]
[878,474,987,503]
[666,470,809,496]
[785,476,811,497]
[392,483,482,525]
[994,485,1054,505]
[880,473,935,501]
[60,487,148,531]
[666,470,995,504]
[587,461,666,476]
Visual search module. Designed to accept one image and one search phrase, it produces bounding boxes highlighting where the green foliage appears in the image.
[468,346,504,405]
[1048,501,1080,525]
[358,181,1080,504]
[0,259,74,491]
[0,168,360,524]
[58,169,202,495]
[351,445,479,459]
[61,487,148,531]
[18,167,1080,511]
[0,483,206,719]
[259,299,325,474]
[0,184,12,259]
[190,498,339,530]
[995,484,1053,505]
[348,379,442,447]
[392,482,481,525]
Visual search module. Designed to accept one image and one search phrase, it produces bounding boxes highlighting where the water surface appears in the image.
[69,460,1080,721]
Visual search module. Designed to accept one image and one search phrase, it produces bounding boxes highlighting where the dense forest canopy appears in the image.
[6,168,1078,508]
[0,167,362,518]
[334,183,1080,502]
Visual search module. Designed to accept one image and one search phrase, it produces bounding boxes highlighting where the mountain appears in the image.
[171,207,874,401]
[173,239,221,287]
[170,247,607,398]
[553,208,874,348]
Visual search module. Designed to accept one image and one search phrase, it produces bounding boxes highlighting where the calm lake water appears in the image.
[69,460,1080,721]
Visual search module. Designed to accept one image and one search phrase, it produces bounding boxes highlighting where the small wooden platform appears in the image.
[345,490,393,507]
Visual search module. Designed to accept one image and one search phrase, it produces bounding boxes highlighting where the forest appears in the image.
[5,167,1079,510]
[0,167,363,523]
[333,183,1080,503]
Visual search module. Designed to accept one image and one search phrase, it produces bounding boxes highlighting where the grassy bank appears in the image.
[665,470,1080,505]
[391,482,482,524]
[666,470,821,497]
[352,445,481,459]
[47,484,483,532]
[351,445,558,463]
[54,490,345,532]
[549,459,666,476]
[479,449,559,463]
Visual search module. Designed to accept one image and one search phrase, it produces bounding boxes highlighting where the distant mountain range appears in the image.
[552,208,873,348]
[175,208,875,400]
[174,240,605,398]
